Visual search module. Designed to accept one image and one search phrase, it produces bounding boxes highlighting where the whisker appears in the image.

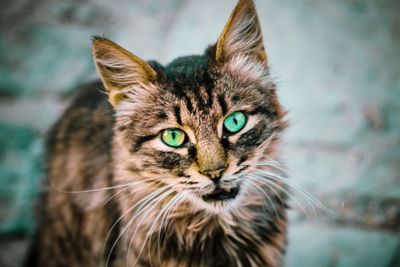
[248,175,286,209]
[102,181,157,208]
[255,160,324,184]
[156,192,187,264]
[104,185,174,267]
[255,172,319,217]
[160,193,187,235]
[244,179,270,215]
[249,175,309,218]
[49,175,160,194]
[141,193,184,266]
[246,178,279,219]
[254,159,324,218]
[255,170,335,216]
[101,186,131,208]
[126,188,176,266]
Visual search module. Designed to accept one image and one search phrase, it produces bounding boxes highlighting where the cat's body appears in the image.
[28,1,289,266]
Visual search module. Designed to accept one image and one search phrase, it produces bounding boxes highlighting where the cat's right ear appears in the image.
[92,36,157,106]
[215,0,267,64]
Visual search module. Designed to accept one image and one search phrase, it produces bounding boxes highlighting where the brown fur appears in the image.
[28,0,289,266]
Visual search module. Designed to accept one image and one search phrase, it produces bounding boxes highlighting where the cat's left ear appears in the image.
[215,0,267,64]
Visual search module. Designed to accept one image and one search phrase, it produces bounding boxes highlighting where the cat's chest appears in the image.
[138,218,271,267]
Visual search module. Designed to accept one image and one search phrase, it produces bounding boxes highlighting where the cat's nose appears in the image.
[201,163,227,182]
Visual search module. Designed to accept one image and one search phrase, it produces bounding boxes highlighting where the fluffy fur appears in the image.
[27,0,289,266]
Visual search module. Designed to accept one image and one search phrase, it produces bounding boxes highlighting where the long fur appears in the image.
[28,1,289,266]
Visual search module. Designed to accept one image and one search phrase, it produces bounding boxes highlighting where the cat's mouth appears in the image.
[202,186,239,202]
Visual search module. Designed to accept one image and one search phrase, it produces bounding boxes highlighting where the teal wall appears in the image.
[1,0,399,266]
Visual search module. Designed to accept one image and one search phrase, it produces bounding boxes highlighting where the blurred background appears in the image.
[0,0,399,266]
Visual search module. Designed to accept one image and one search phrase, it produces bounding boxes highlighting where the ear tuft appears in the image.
[92,37,157,106]
[216,0,267,64]
[92,35,108,42]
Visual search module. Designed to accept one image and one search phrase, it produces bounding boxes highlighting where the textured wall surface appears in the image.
[0,0,399,266]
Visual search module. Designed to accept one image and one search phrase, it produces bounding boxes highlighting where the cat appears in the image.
[26,0,289,266]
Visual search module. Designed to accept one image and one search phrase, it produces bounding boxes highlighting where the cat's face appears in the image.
[92,0,286,213]
[116,59,284,212]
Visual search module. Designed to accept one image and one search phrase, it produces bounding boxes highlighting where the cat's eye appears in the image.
[161,128,186,147]
[223,111,247,134]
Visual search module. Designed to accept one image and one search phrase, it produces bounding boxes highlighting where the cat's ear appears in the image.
[92,36,157,106]
[215,0,267,64]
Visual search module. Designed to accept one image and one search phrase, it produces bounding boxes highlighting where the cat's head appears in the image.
[92,0,286,213]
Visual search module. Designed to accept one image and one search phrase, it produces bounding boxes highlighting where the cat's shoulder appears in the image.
[46,80,114,155]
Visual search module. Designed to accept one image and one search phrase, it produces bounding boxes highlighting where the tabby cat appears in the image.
[27,0,288,266]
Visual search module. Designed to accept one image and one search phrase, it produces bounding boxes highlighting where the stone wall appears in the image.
[0,0,399,266]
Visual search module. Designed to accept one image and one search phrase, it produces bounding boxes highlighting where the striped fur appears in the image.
[28,0,289,266]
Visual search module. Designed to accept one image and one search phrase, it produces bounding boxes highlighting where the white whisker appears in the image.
[156,192,187,264]
[49,176,160,194]
[255,170,335,216]
[141,193,184,266]
[126,188,175,266]
[246,178,279,219]
[255,160,325,184]
[249,175,309,218]
[105,185,173,267]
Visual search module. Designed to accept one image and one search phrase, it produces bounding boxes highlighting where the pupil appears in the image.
[171,131,176,140]
[233,118,238,125]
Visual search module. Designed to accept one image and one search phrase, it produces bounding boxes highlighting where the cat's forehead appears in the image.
[164,55,209,79]
[161,56,261,103]
[164,56,212,92]
[136,55,271,133]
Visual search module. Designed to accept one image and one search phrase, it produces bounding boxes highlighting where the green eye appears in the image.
[223,111,247,133]
[161,128,186,147]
